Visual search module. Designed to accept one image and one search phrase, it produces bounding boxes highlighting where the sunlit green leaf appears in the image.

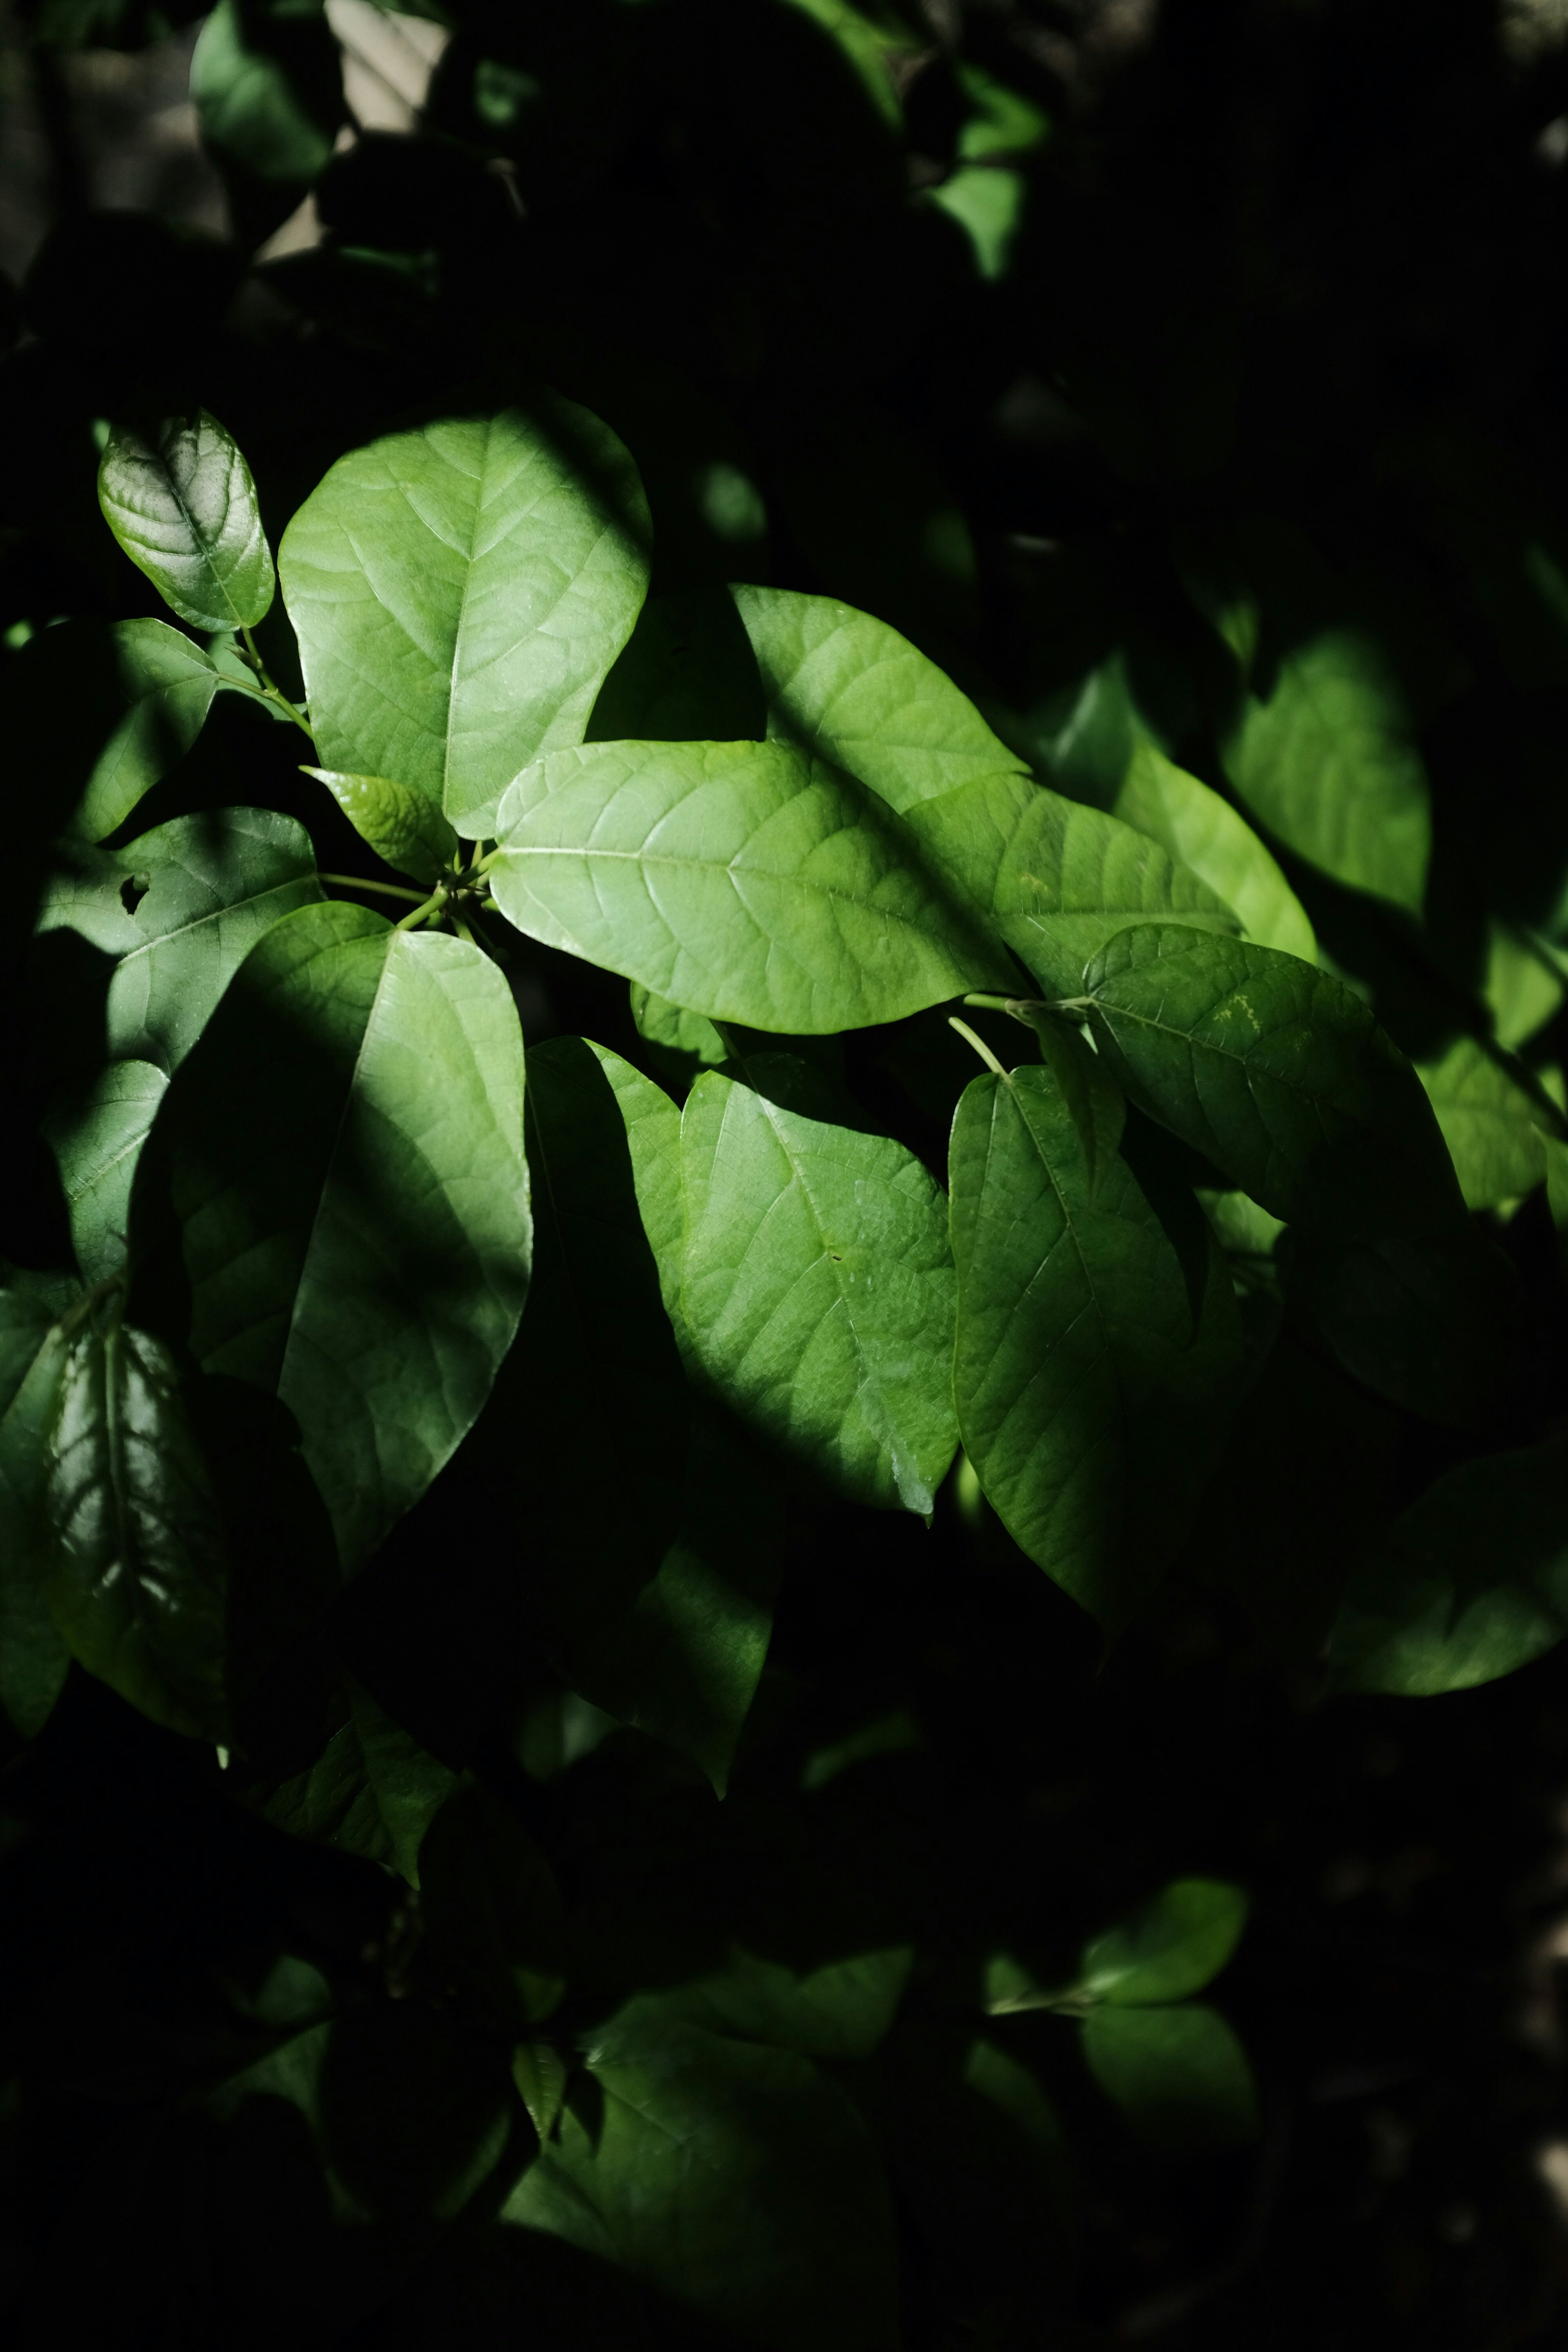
[681,1062,958,1512]
[1329,1442,1568,1695]
[1081,2003,1259,2149]
[37,808,326,1071]
[191,0,342,218]
[0,618,219,847]
[129,900,531,1569]
[729,583,1025,815]
[904,771,1237,997]
[99,409,275,632]
[302,768,459,885]
[949,1046,1241,1629]
[1415,1037,1550,1210]
[489,737,1011,1031]
[1113,741,1316,962]
[43,1059,167,1282]
[279,400,652,838]
[42,1317,227,1740]
[1076,1877,1250,2005]
[629,983,726,1077]
[1221,627,1431,911]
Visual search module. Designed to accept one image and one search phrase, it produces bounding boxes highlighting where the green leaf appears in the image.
[489,738,1011,1032]
[512,2040,569,2145]
[1113,740,1317,963]
[301,768,459,885]
[419,1780,567,2030]
[43,1060,167,1282]
[1221,627,1431,911]
[1076,1878,1250,2006]
[1081,927,1464,1239]
[1081,2003,1259,2150]
[1414,1037,1550,1210]
[255,1679,458,1884]
[681,1064,958,1512]
[505,1955,904,2351]
[949,1051,1242,1629]
[278,400,652,838]
[99,409,276,632]
[485,1035,687,1654]
[903,771,1238,997]
[569,1394,781,1797]
[1328,1443,1568,1695]
[729,583,1026,814]
[37,808,326,1071]
[629,983,726,1077]
[191,0,342,208]
[129,900,531,1570]
[42,1318,228,1741]
[0,618,219,848]
[0,1279,76,1740]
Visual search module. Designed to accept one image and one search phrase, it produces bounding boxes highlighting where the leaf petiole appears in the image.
[394,889,448,933]
[320,874,430,905]
[948,1016,1010,1080]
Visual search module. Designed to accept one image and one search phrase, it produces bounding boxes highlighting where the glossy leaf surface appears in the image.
[730,582,1025,814]
[949,1052,1241,1629]
[43,1059,167,1282]
[1113,741,1316,963]
[1329,1443,1568,1694]
[904,770,1237,997]
[1081,2003,1259,2149]
[42,1319,228,1739]
[37,807,325,1071]
[279,400,651,838]
[681,1063,958,1512]
[129,900,531,1569]
[98,409,275,631]
[1077,1878,1250,2005]
[302,768,459,885]
[1221,627,1430,911]
[490,738,1010,1032]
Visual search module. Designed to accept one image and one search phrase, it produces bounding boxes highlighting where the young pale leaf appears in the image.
[256,1679,458,1885]
[949,1057,1242,1630]
[504,1960,903,2352]
[680,1064,959,1513]
[42,1319,228,1741]
[1414,1036,1551,1210]
[128,900,531,1570]
[302,768,460,885]
[1113,741,1317,963]
[1076,1878,1250,2006]
[37,807,326,1071]
[903,770,1238,997]
[489,738,1011,1033]
[1081,2004,1259,2150]
[729,582,1026,814]
[279,400,652,837]
[1221,627,1431,912]
[98,409,275,631]
[0,1279,76,1740]
[1328,1443,1568,1695]
[479,1035,687,1655]
[43,1060,167,1282]
[1081,927,1464,1240]
[0,618,219,847]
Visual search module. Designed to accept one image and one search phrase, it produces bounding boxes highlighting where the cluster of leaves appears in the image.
[7,2,1568,2345]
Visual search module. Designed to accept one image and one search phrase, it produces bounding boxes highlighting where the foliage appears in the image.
[4,2,1568,2346]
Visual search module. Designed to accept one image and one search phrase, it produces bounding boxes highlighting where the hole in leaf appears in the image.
[119,873,151,917]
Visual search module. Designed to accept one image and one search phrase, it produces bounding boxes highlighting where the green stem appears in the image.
[394,889,447,933]
[948,1016,1010,1080]
[237,625,315,741]
[320,873,429,905]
